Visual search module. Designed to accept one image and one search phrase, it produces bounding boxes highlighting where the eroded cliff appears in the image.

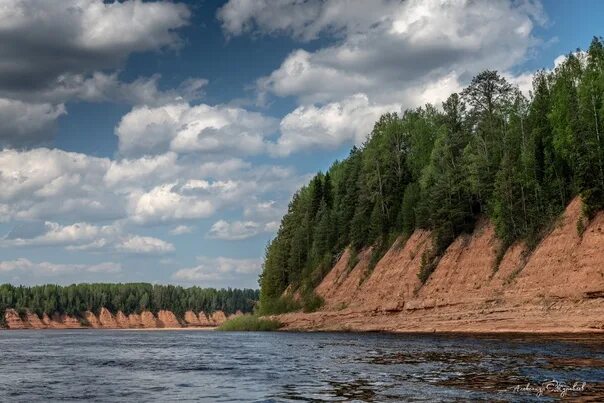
[276,197,604,333]
[2,308,235,330]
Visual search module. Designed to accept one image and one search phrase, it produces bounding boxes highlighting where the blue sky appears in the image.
[0,0,602,288]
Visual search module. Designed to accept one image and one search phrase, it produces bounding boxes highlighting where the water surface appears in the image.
[0,330,603,402]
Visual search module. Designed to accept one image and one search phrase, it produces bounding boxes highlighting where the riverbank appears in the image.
[273,299,604,334]
[1,308,240,330]
[272,197,604,335]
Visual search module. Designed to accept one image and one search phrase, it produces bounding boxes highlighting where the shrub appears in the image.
[217,315,282,331]
[301,291,324,313]
[256,295,301,316]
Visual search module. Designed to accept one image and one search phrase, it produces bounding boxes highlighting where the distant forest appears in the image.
[0,283,259,320]
[259,37,604,313]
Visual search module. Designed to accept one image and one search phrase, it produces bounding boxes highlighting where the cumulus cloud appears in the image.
[172,256,261,282]
[0,0,190,94]
[253,0,545,104]
[0,258,121,275]
[2,220,174,255]
[128,183,215,225]
[115,102,278,157]
[271,94,397,156]
[0,0,192,147]
[0,99,66,148]
[206,198,284,240]
[0,148,119,222]
[4,221,114,247]
[15,72,208,107]
[206,220,273,240]
[243,200,284,222]
[218,0,399,41]
[115,235,174,254]
[104,152,181,189]
[221,0,546,154]
[0,148,305,227]
[170,225,193,235]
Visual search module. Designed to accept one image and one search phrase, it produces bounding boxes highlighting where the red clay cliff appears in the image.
[275,197,604,333]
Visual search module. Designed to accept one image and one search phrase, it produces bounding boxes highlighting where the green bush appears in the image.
[217,315,282,331]
[257,295,301,316]
[301,291,324,313]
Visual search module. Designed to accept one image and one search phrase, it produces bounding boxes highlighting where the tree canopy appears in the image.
[0,283,258,321]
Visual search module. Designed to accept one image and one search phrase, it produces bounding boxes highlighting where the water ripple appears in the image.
[0,330,603,401]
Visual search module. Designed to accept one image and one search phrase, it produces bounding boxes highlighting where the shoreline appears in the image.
[0,326,218,331]
[271,299,604,337]
[3,325,604,337]
[277,327,604,336]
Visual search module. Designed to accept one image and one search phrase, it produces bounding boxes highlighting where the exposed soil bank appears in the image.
[2,308,243,330]
[274,197,604,334]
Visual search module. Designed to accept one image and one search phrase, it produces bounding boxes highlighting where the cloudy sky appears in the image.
[0,0,602,288]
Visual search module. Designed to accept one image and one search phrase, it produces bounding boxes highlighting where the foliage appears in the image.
[217,315,282,331]
[301,290,324,313]
[259,37,604,306]
[0,283,258,319]
[256,294,301,316]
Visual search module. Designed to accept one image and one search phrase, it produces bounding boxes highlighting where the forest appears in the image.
[0,283,258,323]
[259,37,604,314]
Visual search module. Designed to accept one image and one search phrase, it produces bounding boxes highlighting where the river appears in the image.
[0,330,603,401]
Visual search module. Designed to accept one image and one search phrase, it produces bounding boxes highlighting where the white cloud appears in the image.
[0,258,121,275]
[218,0,399,41]
[0,148,305,227]
[243,200,284,222]
[253,0,544,104]
[206,219,278,240]
[104,152,181,189]
[220,0,546,154]
[4,221,115,247]
[0,0,191,147]
[128,183,215,224]
[207,220,260,240]
[170,225,193,235]
[22,72,207,107]
[0,148,119,222]
[2,220,174,255]
[115,102,278,157]
[207,199,284,240]
[116,235,174,255]
[172,256,261,282]
[0,0,190,93]
[195,158,252,179]
[271,94,397,156]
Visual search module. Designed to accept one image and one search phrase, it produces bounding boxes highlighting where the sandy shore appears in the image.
[118,327,217,331]
[273,299,604,335]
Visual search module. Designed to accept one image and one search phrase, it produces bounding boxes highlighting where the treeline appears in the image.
[259,37,604,313]
[0,283,259,320]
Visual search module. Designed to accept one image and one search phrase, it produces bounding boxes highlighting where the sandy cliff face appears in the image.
[210,310,227,325]
[2,308,234,330]
[277,197,604,333]
[4,309,28,329]
[197,312,214,326]
[157,310,181,328]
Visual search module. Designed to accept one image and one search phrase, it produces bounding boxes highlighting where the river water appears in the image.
[0,330,603,402]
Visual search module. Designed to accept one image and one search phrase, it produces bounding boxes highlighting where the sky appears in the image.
[0,0,602,289]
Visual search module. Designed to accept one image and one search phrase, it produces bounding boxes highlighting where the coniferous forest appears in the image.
[0,283,258,322]
[259,37,604,314]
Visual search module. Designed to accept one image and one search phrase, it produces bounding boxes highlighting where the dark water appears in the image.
[1,330,603,402]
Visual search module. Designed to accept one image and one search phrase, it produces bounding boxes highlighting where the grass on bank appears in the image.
[217,314,282,331]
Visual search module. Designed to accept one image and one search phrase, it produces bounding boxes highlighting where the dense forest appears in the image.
[259,37,604,314]
[0,283,258,324]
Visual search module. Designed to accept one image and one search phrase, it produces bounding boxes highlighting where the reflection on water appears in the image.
[0,330,602,402]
